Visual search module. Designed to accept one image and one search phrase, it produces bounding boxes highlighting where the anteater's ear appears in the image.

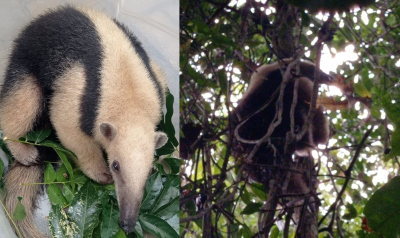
[100,122,117,141]
[155,132,168,149]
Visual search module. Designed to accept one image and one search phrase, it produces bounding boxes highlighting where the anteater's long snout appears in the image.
[119,198,141,233]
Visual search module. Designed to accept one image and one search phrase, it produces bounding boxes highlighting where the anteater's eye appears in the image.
[112,161,120,171]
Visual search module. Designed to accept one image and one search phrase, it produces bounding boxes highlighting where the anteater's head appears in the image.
[98,122,168,233]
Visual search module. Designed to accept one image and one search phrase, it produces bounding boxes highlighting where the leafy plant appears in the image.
[0,91,179,238]
[364,176,400,238]
[180,0,400,237]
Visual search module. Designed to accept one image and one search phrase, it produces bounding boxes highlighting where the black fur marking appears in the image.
[232,64,330,185]
[232,69,306,184]
[113,20,164,106]
[1,6,103,136]
[235,69,306,141]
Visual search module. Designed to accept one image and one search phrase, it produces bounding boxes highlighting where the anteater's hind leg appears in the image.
[0,75,43,165]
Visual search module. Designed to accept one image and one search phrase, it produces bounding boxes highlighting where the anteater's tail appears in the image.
[3,161,47,238]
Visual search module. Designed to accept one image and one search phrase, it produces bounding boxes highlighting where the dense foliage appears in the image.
[180,0,400,237]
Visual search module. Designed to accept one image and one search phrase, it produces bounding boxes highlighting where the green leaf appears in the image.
[165,92,177,144]
[132,221,144,238]
[25,129,51,144]
[382,94,400,159]
[241,187,251,205]
[162,158,180,175]
[49,204,71,237]
[93,223,101,238]
[217,69,228,96]
[343,203,358,220]
[54,149,74,181]
[364,176,400,238]
[155,163,167,175]
[182,199,196,216]
[114,228,127,238]
[73,169,88,185]
[139,214,179,238]
[156,141,175,156]
[0,137,13,162]
[270,225,280,238]
[150,175,179,213]
[140,172,163,212]
[168,175,180,188]
[67,181,102,238]
[100,202,120,238]
[250,183,268,200]
[0,153,4,177]
[228,223,239,238]
[158,91,178,148]
[301,11,311,26]
[382,94,400,125]
[165,214,179,236]
[47,184,68,206]
[241,202,262,215]
[387,126,400,160]
[63,184,74,204]
[239,224,253,237]
[44,163,56,183]
[56,164,69,182]
[104,184,116,191]
[154,196,179,220]
[366,232,384,238]
[41,139,77,159]
[100,191,111,208]
[13,197,26,221]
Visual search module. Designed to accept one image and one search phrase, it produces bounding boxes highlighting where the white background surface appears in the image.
[0,0,178,236]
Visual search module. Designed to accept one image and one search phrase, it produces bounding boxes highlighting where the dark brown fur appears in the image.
[232,60,330,184]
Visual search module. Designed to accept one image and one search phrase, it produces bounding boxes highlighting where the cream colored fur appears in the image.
[80,7,167,196]
[242,62,282,102]
[0,75,41,165]
[50,64,113,184]
[4,162,46,238]
[243,59,318,102]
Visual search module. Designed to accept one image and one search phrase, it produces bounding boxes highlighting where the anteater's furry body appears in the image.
[0,6,168,237]
[232,60,330,184]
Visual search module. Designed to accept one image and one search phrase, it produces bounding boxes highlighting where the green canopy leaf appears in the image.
[364,176,400,238]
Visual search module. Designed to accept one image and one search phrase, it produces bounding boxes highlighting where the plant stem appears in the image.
[0,199,23,238]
